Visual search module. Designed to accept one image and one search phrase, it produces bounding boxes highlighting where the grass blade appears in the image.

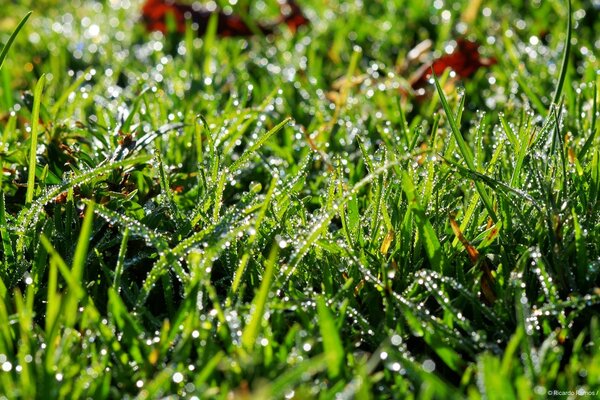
[229,117,291,172]
[550,0,572,108]
[401,171,445,272]
[432,73,498,222]
[25,74,46,204]
[241,245,278,352]
[0,12,31,71]
[316,296,345,379]
[64,202,94,327]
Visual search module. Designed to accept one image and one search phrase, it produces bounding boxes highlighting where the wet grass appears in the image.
[0,0,599,398]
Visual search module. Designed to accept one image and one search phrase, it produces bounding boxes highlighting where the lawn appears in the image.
[0,0,599,398]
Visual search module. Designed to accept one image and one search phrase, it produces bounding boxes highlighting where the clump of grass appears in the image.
[0,0,599,398]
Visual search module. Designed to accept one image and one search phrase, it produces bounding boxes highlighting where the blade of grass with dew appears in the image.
[16,154,151,260]
[0,193,15,274]
[155,150,183,224]
[231,176,278,294]
[108,288,146,364]
[0,11,31,71]
[441,155,542,211]
[25,74,46,204]
[282,160,401,284]
[113,228,129,291]
[432,73,498,223]
[83,200,169,251]
[64,202,94,328]
[211,168,227,223]
[229,117,291,173]
[316,296,345,379]
[241,245,278,352]
[401,171,445,273]
[136,207,256,307]
[45,257,60,339]
[266,355,327,399]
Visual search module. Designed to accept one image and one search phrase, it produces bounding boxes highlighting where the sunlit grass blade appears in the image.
[86,200,168,250]
[122,87,150,133]
[401,171,445,272]
[579,81,598,159]
[0,11,31,71]
[0,193,15,274]
[241,245,278,352]
[266,355,327,399]
[231,176,278,294]
[135,207,255,307]
[432,73,498,222]
[316,296,345,379]
[16,154,151,260]
[229,117,291,172]
[25,74,46,204]
[50,66,92,116]
[64,202,94,328]
[550,0,572,109]
[113,228,129,290]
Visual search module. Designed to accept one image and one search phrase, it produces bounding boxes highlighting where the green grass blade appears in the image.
[432,73,498,222]
[64,202,95,327]
[122,87,150,133]
[0,11,31,71]
[241,245,278,352]
[231,176,278,294]
[25,74,46,204]
[316,296,345,379]
[550,0,572,108]
[229,117,291,173]
[401,171,445,272]
[16,154,151,259]
[50,66,92,116]
[113,228,129,291]
[267,355,327,399]
[0,193,15,272]
[579,81,598,159]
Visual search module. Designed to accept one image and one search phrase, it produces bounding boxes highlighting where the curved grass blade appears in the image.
[122,87,150,133]
[88,200,168,246]
[579,81,597,159]
[432,73,498,222]
[0,12,32,71]
[441,155,542,211]
[113,228,130,290]
[266,355,327,399]
[16,154,151,260]
[550,0,572,109]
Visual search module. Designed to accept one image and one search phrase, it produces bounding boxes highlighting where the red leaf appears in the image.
[410,39,496,89]
[141,0,308,37]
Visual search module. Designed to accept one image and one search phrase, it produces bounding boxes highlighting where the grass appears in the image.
[0,0,599,398]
